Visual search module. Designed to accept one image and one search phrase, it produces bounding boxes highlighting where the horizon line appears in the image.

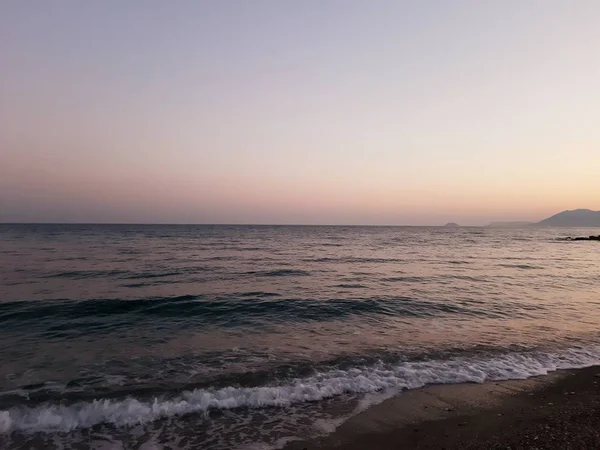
[0,221,539,227]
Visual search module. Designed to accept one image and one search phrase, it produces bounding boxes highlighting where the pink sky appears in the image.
[1,1,599,224]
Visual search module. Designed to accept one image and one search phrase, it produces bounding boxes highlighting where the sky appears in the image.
[1,1,599,225]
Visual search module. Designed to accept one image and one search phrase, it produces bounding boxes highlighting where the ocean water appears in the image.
[1,224,599,449]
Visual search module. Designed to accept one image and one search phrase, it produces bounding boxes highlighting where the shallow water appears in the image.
[1,224,599,448]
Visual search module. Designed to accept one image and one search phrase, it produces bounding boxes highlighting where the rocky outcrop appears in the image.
[561,235,600,241]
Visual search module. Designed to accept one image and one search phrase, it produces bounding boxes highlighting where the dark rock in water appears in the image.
[562,235,600,241]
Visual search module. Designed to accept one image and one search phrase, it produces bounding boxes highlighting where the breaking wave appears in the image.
[3,346,600,434]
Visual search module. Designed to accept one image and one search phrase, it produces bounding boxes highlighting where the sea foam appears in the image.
[2,346,600,434]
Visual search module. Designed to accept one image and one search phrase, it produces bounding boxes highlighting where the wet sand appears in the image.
[285,366,600,450]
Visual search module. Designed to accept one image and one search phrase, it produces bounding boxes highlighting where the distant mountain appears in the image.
[487,221,533,228]
[537,209,600,227]
[444,222,460,228]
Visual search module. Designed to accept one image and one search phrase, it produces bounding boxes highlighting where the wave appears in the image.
[121,271,182,280]
[41,267,212,281]
[382,276,425,283]
[2,346,600,434]
[43,270,129,279]
[307,257,404,264]
[122,280,180,288]
[238,291,281,298]
[0,295,519,335]
[244,269,311,277]
[498,264,542,270]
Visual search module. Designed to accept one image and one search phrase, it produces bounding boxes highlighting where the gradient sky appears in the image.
[1,1,599,225]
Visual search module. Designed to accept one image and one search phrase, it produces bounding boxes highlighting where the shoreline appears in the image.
[284,366,600,449]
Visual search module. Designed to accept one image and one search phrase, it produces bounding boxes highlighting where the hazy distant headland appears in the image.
[445,209,600,228]
[487,221,534,228]
[536,209,600,227]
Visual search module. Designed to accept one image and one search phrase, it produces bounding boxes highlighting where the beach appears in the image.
[286,366,600,450]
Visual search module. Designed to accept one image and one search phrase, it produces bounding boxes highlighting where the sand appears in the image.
[284,366,600,449]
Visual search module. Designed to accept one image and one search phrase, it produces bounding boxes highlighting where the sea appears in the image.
[1,224,599,449]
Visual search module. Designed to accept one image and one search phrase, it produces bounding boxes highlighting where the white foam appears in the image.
[354,387,400,415]
[241,436,301,450]
[0,411,12,433]
[2,346,600,434]
[312,416,346,434]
